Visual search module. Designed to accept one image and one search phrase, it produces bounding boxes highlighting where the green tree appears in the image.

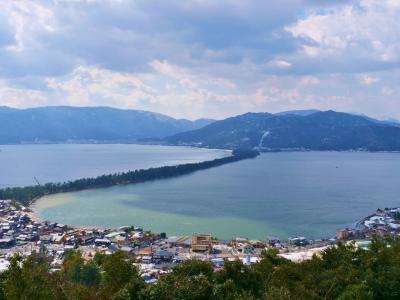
[100,252,143,299]
[62,252,100,287]
[4,254,61,300]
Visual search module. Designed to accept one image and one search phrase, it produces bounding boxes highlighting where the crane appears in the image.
[34,176,41,186]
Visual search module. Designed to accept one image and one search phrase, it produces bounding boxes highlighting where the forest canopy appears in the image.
[0,238,399,299]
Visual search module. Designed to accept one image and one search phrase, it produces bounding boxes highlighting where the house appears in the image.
[40,235,52,244]
[16,234,28,242]
[137,247,153,256]
[336,229,352,240]
[79,235,94,245]
[165,236,180,247]
[105,231,125,239]
[153,249,174,261]
[0,238,15,248]
[288,237,309,247]
[120,246,134,254]
[237,244,255,255]
[95,238,111,247]
[51,233,65,244]
[107,244,120,254]
[242,255,259,266]
[176,236,192,248]
[191,234,212,252]
[211,258,224,268]
[141,256,153,264]
[266,236,281,247]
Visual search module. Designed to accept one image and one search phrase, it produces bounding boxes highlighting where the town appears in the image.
[0,199,399,283]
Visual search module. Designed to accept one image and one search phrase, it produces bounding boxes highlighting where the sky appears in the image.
[0,0,399,120]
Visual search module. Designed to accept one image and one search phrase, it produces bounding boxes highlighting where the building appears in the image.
[191,234,212,252]
[153,249,174,261]
[176,236,192,248]
[288,236,309,247]
[79,235,94,245]
[95,238,111,247]
[138,247,153,257]
[0,238,15,248]
[336,229,352,240]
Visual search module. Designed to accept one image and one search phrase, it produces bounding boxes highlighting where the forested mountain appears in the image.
[3,107,399,151]
[166,110,400,151]
[0,106,214,143]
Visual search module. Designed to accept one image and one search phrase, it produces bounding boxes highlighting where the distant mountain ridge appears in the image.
[166,110,400,151]
[0,106,215,144]
[2,107,399,151]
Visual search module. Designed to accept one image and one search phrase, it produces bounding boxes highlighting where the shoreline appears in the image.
[29,190,391,243]
[27,197,399,248]
[0,149,259,206]
[2,142,400,153]
[2,144,400,245]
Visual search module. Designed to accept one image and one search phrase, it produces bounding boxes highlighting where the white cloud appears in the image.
[286,0,400,62]
[41,63,245,118]
[356,73,380,85]
[0,0,399,120]
[3,1,56,52]
[149,60,237,90]
[299,76,319,86]
[0,80,48,107]
[267,58,292,68]
[46,66,155,107]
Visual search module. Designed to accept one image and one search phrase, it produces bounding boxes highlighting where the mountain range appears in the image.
[1,106,399,151]
[166,110,400,151]
[0,106,214,144]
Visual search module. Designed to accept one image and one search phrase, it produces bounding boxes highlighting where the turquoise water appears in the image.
[33,151,400,240]
[0,144,228,188]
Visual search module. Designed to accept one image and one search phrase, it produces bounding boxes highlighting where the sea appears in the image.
[2,144,400,240]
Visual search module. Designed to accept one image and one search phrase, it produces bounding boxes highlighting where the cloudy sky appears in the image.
[0,0,399,120]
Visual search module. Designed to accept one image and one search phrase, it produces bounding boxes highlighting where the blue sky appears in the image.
[0,0,399,120]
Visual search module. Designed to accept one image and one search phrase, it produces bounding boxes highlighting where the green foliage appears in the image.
[140,260,214,300]
[100,252,143,299]
[1,238,400,299]
[62,252,101,287]
[172,259,214,279]
[3,254,61,300]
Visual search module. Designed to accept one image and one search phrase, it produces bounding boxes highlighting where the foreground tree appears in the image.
[1,239,400,299]
[4,254,62,300]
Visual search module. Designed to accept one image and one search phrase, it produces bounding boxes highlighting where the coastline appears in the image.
[27,195,399,249]
[2,145,400,245]
[2,141,400,153]
[0,148,259,207]
[16,149,400,242]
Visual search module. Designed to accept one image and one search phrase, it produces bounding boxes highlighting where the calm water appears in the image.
[33,151,400,240]
[0,144,229,188]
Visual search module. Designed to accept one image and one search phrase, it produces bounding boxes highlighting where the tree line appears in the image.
[0,238,400,299]
[0,149,260,206]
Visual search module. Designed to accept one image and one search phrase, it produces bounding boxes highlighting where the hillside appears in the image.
[0,106,214,144]
[166,110,400,151]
